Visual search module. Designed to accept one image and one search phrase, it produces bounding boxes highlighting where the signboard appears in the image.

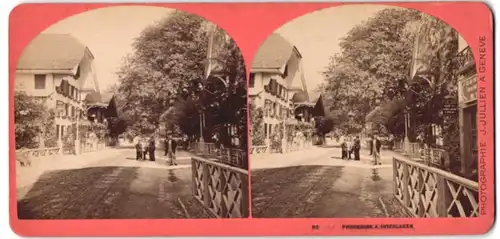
[458,75,477,103]
[442,97,458,116]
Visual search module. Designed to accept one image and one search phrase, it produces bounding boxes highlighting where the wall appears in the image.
[15,72,55,97]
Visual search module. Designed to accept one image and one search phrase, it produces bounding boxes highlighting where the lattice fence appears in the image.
[393,156,479,217]
[250,145,268,156]
[191,156,249,218]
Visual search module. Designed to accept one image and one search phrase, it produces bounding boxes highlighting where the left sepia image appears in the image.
[14,6,249,219]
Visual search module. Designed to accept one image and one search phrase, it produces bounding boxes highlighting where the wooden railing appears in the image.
[191,156,249,218]
[16,147,61,158]
[250,145,268,156]
[393,156,479,217]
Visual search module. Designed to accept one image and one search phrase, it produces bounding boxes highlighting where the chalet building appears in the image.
[456,37,477,178]
[250,33,315,135]
[15,33,101,152]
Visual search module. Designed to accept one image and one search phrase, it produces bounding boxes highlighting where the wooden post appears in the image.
[436,174,448,217]
[241,172,249,218]
[219,169,227,218]
[393,157,398,197]
[191,158,198,197]
[402,162,410,208]
[202,162,211,209]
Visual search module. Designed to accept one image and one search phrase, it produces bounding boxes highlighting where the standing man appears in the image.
[135,136,142,160]
[369,134,374,155]
[353,136,361,161]
[340,139,348,160]
[148,137,156,161]
[165,136,178,166]
[373,135,382,165]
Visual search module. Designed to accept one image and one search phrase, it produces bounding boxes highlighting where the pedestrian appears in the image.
[353,136,361,161]
[373,135,382,165]
[347,137,353,160]
[140,138,148,160]
[340,140,348,160]
[165,136,178,166]
[369,134,374,155]
[148,137,156,161]
[135,136,142,160]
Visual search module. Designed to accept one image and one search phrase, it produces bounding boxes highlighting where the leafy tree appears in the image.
[321,8,421,139]
[14,91,56,149]
[249,102,265,146]
[314,116,334,137]
[116,11,247,149]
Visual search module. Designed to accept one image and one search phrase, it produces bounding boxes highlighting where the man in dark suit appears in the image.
[165,136,178,166]
[369,135,374,155]
[374,135,382,165]
[135,138,143,160]
[353,136,361,161]
[148,137,156,161]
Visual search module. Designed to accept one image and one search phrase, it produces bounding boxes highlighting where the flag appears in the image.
[409,15,459,83]
[204,23,226,81]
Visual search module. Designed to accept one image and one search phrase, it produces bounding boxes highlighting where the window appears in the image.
[283,64,289,78]
[34,74,46,89]
[65,104,69,116]
[264,123,268,137]
[249,73,255,88]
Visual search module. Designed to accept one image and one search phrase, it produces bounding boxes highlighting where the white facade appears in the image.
[15,48,98,137]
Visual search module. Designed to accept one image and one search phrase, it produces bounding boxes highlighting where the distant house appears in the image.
[15,33,100,148]
[84,92,118,124]
[250,33,317,137]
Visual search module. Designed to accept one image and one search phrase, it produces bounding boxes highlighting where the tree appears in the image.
[249,102,265,146]
[321,8,422,138]
[116,11,247,149]
[14,91,56,149]
[314,116,334,137]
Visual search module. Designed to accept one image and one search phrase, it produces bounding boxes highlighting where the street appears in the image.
[251,145,410,218]
[17,148,211,219]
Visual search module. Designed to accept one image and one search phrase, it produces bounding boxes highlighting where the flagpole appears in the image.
[199,23,216,152]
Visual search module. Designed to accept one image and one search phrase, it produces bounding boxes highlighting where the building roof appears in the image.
[85,91,114,107]
[292,91,310,103]
[17,34,90,71]
[251,33,296,70]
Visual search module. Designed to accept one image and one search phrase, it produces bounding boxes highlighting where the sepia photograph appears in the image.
[249,4,478,218]
[14,6,249,219]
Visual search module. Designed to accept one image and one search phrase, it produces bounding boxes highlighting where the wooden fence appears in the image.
[250,145,268,156]
[393,156,478,217]
[16,147,61,159]
[191,156,249,218]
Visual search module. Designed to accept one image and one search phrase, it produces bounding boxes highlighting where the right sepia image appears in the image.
[249,4,479,218]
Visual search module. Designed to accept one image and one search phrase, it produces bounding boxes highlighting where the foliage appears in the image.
[249,103,265,146]
[116,11,247,149]
[14,91,56,149]
[321,8,460,159]
[106,117,127,138]
[314,116,334,136]
[320,8,421,139]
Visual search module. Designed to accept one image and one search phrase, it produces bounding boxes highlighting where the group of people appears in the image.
[340,136,361,161]
[339,134,382,165]
[134,136,178,166]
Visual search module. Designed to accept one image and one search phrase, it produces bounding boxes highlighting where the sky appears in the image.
[43,6,175,92]
[275,4,469,96]
[275,4,396,95]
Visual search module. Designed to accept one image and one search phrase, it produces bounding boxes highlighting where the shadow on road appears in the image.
[251,165,409,218]
[17,166,209,219]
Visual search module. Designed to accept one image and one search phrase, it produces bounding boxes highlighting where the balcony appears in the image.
[457,46,475,74]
